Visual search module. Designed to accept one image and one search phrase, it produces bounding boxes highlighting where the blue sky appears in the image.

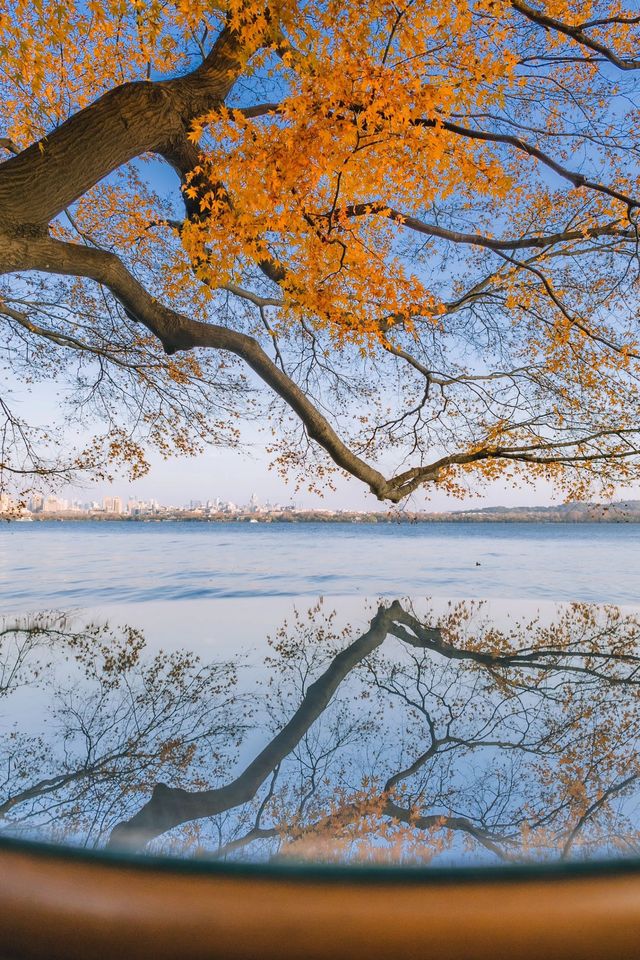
[57,443,564,510]
[11,356,640,510]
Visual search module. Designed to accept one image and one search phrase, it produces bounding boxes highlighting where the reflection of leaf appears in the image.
[106,599,640,864]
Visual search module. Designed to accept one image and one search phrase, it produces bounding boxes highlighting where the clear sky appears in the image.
[11,373,640,510]
[58,443,564,511]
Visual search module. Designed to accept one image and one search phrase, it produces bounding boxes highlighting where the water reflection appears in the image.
[1,599,640,867]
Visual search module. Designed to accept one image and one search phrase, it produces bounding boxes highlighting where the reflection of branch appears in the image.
[108,603,401,849]
[0,754,131,817]
[210,825,278,860]
[389,608,640,685]
[7,600,639,864]
[109,598,640,857]
[0,615,239,840]
[274,795,512,863]
[561,773,640,860]
[383,801,512,861]
[207,763,283,857]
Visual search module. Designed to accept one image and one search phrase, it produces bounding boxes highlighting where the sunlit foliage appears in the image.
[1,1,640,501]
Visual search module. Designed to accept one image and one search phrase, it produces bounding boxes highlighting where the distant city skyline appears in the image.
[7,488,640,524]
[14,489,295,517]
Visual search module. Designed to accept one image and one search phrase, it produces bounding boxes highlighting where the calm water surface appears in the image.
[1,522,640,869]
[3,593,640,867]
[0,520,638,609]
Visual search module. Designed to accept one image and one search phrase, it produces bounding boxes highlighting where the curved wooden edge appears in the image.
[1,845,640,959]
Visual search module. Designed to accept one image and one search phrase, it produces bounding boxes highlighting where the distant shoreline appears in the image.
[5,504,640,525]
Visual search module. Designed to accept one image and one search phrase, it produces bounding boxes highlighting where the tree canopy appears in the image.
[1,0,640,502]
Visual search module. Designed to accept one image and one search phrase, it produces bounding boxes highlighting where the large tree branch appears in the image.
[0,22,265,227]
[7,237,399,500]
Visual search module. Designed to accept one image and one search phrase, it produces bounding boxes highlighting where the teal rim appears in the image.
[2,833,640,885]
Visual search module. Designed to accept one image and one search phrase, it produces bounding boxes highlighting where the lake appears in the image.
[0,520,638,610]
[1,521,639,868]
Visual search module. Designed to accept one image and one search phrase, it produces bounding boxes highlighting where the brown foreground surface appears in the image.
[1,843,639,959]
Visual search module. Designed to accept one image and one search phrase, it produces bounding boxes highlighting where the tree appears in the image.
[1,1,640,502]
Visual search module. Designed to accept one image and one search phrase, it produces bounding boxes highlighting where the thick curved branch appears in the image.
[8,237,396,499]
[0,23,264,227]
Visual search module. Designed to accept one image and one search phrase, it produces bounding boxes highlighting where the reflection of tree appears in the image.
[3,601,640,865]
[358,602,640,864]
[108,600,640,863]
[0,613,245,846]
